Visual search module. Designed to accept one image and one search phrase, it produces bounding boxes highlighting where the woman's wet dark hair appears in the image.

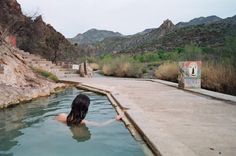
[67,94,90,126]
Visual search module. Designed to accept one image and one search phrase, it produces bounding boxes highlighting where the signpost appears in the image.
[72,64,79,70]
[178,61,201,88]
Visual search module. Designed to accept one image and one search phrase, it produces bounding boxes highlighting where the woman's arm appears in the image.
[84,115,123,127]
[56,113,67,123]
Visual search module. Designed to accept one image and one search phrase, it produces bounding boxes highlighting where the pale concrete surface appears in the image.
[149,79,236,103]
[60,76,236,156]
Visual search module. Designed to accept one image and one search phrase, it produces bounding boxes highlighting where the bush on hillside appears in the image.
[154,61,236,96]
[32,67,59,82]
[179,44,202,61]
[155,62,179,82]
[101,55,143,78]
[202,62,236,95]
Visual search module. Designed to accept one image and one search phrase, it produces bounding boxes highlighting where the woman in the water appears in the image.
[56,94,122,126]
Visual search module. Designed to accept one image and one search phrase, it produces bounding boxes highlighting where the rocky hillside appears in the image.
[176,15,222,28]
[68,29,122,45]
[94,19,175,54]
[0,0,75,62]
[132,15,236,52]
[0,42,65,108]
[83,15,236,54]
[134,28,156,36]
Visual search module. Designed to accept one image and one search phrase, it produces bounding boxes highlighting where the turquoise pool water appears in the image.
[0,88,149,156]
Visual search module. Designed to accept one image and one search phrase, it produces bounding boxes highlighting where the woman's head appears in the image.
[67,94,90,126]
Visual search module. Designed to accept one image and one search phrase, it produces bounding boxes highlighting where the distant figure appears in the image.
[56,94,123,126]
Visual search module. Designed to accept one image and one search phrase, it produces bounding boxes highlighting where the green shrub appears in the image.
[155,62,179,82]
[48,74,59,82]
[100,55,143,78]
[32,67,59,82]
[179,44,202,61]
[202,61,236,95]
[133,52,160,62]
[154,61,236,95]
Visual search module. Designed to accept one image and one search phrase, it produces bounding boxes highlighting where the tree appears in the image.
[46,33,62,62]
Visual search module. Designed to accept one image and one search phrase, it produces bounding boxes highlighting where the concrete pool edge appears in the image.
[144,79,236,103]
[76,83,197,156]
[59,78,203,156]
[76,84,158,156]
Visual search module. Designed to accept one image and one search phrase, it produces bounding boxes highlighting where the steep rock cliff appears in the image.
[0,43,65,108]
[0,0,75,62]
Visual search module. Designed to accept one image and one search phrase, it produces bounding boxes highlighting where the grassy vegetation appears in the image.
[202,62,236,95]
[32,67,59,82]
[89,63,99,71]
[155,62,179,83]
[154,61,236,95]
[100,55,143,78]
[152,40,236,95]
[82,39,236,95]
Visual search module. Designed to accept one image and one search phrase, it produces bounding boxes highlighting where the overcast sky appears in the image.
[17,0,236,38]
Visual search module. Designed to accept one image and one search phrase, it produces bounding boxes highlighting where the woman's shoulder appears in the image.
[56,113,67,123]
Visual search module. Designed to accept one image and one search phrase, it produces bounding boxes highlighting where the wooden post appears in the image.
[84,61,88,75]
[0,64,4,74]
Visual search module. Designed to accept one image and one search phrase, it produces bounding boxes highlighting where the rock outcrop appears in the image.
[0,0,75,62]
[0,43,66,108]
[158,19,175,37]
[94,19,175,54]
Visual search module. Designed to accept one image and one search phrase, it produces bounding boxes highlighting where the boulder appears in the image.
[78,61,93,77]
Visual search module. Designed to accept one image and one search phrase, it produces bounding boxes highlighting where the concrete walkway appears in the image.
[60,76,236,156]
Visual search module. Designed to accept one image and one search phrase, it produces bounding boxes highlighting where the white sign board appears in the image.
[72,64,79,70]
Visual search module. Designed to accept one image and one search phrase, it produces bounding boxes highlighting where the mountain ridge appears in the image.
[72,15,236,55]
[69,15,226,47]
[68,28,122,44]
[176,15,222,28]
